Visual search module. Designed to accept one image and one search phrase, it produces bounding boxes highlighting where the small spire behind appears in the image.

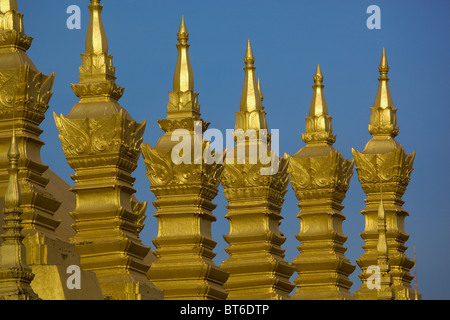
[173,16,194,92]
[257,78,264,103]
[376,181,394,300]
[5,129,21,210]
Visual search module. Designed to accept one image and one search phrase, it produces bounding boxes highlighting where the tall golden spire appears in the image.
[86,0,108,55]
[173,16,194,92]
[368,47,398,138]
[287,64,355,300]
[54,0,160,300]
[0,131,39,300]
[302,64,336,145]
[352,48,417,300]
[376,189,394,300]
[68,0,126,118]
[142,17,228,300]
[76,0,117,87]
[240,40,263,113]
[164,16,200,120]
[220,39,294,300]
[234,40,267,132]
[309,64,328,117]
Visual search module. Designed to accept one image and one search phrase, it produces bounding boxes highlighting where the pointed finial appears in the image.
[313,64,324,85]
[240,39,261,112]
[86,0,108,54]
[309,64,328,116]
[369,47,398,137]
[244,39,255,66]
[177,15,189,44]
[235,40,267,131]
[5,129,21,209]
[379,47,389,76]
[173,16,194,92]
[302,64,335,145]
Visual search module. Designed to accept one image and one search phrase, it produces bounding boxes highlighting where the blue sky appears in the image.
[19,0,450,299]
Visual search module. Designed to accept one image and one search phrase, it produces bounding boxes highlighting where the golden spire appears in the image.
[369,47,398,138]
[71,0,124,105]
[240,40,262,113]
[302,64,336,145]
[234,40,267,132]
[76,0,117,85]
[86,0,108,55]
[374,48,393,109]
[5,129,21,210]
[309,64,328,116]
[376,182,394,300]
[173,16,194,92]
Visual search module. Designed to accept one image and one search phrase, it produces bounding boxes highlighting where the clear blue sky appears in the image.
[20,0,450,299]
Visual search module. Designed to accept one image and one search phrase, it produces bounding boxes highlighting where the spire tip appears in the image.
[379,47,389,74]
[244,39,255,66]
[177,15,189,43]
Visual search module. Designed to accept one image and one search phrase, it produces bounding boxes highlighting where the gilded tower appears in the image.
[54,0,162,300]
[0,0,102,300]
[0,131,38,300]
[141,17,228,300]
[286,65,355,300]
[220,40,294,300]
[352,48,419,300]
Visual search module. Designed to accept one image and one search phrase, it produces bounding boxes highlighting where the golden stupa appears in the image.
[0,0,421,300]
